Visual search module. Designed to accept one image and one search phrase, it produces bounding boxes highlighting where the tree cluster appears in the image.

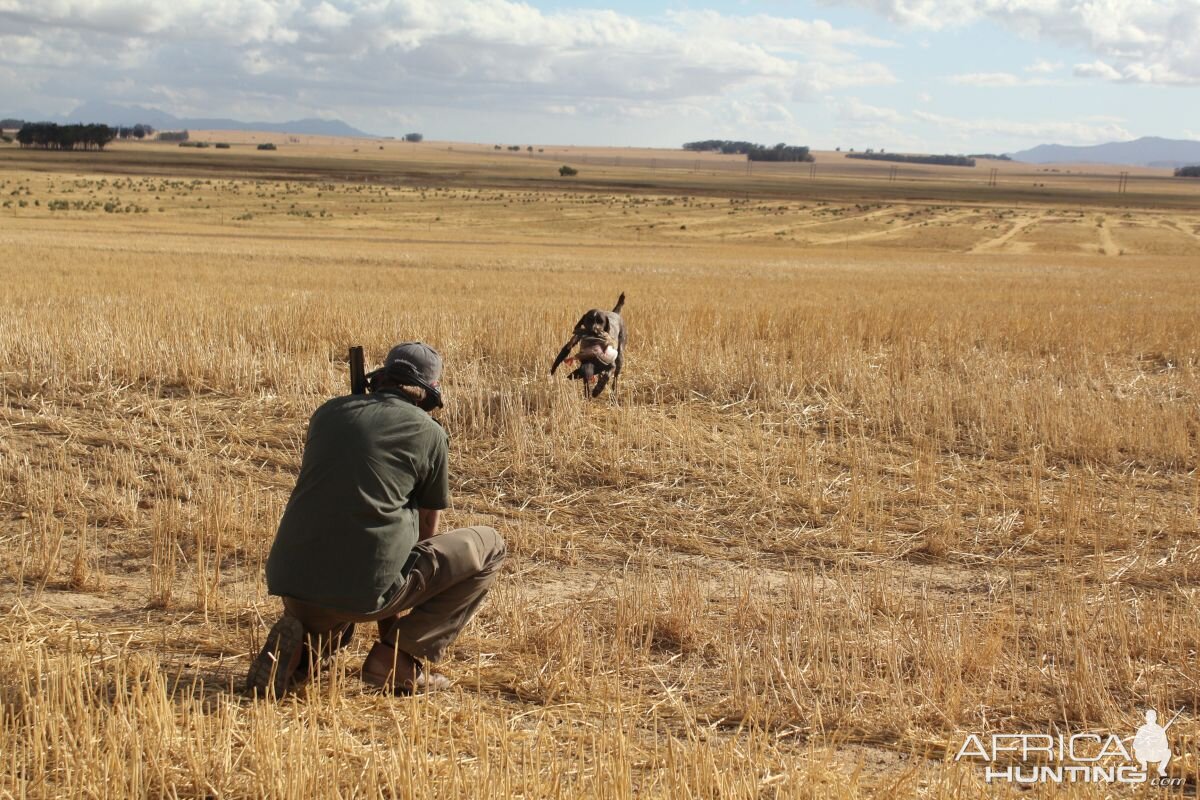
[683,140,814,162]
[845,152,976,167]
[403,133,423,142]
[117,124,155,139]
[967,153,1012,161]
[157,130,189,142]
[1174,166,1200,177]
[16,122,115,151]
[1,118,26,129]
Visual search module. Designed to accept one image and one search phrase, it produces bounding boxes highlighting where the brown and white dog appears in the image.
[550,293,626,398]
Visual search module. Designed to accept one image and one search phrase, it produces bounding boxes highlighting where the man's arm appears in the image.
[414,423,450,541]
[418,508,440,541]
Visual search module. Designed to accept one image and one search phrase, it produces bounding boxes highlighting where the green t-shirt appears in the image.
[266,392,450,614]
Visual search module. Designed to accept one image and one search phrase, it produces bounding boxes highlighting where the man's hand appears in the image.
[418,508,441,541]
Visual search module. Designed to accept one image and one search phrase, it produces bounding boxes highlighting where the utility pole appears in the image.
[1117,171,1129,194]
[988,168,998,187]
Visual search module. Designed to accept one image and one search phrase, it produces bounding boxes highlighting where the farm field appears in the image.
[1,138,1199,798]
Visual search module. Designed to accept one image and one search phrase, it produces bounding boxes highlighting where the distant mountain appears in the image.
[55,101,376,138]
[1009,137,1200,168]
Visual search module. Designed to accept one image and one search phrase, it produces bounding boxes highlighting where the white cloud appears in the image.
[0,31,79,65]
[0,0,298,44]
[666,10,896,54]
[0,0,897,130]
[830,98,918,151]
[309,2,351,29]
[911,110,1134,145]
[837,96,903,123]
[829,0,974,30]
[946,71,1060,87]
[1025,58,1061,74]
[832,121,925,152]
[947,71,1021,87]
[242,49,277,76]
[1074,60,1123,80]
[832,0,1200,86]
[805,61,898,92]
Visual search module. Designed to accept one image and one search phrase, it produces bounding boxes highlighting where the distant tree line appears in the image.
[1175,166,1200,177]
[403,133,423,142]
[16,122,115,151]
[846,152,976,167]
[157,130,189,142]
[683,140,814,162]
[117,124,155,139]
[492,144,544,153]
[3,119,159,138]
[967,153,1012,161]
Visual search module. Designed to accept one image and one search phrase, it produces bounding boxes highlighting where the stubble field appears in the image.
[1,139,1199,798]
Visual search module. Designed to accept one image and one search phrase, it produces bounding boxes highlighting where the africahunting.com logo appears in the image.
[955,709,1184,786]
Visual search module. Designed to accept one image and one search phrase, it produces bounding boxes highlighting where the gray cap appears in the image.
[384,342,443,386]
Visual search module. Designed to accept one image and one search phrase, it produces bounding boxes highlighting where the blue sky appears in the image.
[1,0,1196,152]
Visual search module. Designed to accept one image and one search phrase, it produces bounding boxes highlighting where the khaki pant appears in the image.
[282,526,505,663]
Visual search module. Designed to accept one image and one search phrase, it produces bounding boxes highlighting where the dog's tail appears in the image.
[613,292,626,314]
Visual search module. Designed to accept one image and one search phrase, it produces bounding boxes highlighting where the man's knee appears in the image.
[467,526,506,575]
[427,526,505,575]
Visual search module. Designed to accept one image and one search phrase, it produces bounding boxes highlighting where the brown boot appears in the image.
[361,640,451,694]
[292,623,357,688]
[245,613,305,698]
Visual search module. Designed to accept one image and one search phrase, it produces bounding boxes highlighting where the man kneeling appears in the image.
[247,342,505,696]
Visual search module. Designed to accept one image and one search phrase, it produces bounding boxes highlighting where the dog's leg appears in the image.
[591,372,610,398]
[578,361,595,398]
[612,292,625,314]
[612,325,626,390]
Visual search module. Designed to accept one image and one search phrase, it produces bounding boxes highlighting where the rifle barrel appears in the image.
[349,346,366,395]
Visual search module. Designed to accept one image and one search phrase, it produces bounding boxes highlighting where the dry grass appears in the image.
[0,148,1198,798]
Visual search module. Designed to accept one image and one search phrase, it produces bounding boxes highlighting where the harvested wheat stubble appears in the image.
[0,156,1198,798]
